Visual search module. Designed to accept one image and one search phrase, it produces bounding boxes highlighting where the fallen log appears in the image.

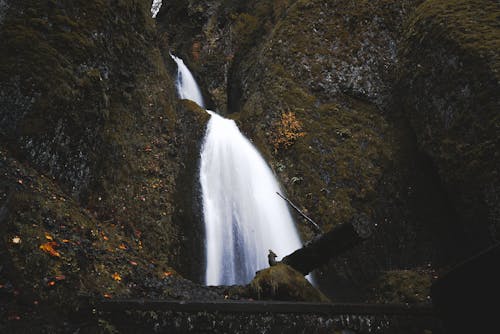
[282,214,374,275]
[277,192,322,234]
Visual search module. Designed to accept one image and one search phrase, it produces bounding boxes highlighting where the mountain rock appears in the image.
[398,0,500,251]
[0,1,209,330]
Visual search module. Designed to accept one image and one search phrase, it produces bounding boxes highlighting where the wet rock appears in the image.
[157,0,237,113]
[247,263,330,302]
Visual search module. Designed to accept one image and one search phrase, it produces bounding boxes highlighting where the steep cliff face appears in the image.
[399,0,500,252]
[157,0,239,113]
[0,0,209,330]
[232,0,445,299]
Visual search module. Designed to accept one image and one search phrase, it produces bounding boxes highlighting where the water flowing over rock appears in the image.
[172,55,302,285]
[200,111,302,285]
[158,0,491,303]
[171,54,205,107]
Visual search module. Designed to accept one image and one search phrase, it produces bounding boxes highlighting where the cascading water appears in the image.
[200,112,303,285]
[150,0,162,18]
[171,55,303,286]
[170,54,204,108]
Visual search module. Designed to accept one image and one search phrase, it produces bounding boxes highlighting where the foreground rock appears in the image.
[246,263,330,302]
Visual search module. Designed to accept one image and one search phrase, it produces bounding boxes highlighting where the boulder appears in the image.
[248,263,330,302]
[398,0,500,253]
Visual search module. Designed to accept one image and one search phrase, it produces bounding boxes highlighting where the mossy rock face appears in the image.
[171,100,210,282]
[228,0,451,298]
[0,0,212,331]
[0,146,178,331]
[161,0,466,301]
[0,0,208,268]
[0,146,226,331]
[368,269,434,304]
[228,0,426,240]
[398,0,500,251]
[233,0,424,112]
[248,263,330,302]
[157,0,292,113]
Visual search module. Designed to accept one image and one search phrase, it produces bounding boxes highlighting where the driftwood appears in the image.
[282,214,374,275]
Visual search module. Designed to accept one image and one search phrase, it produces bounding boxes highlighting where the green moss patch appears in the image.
[247,263,330,302]
[369,269,435,304]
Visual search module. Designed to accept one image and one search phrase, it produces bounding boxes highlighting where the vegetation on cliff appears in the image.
[1,0,498,331]
[0,0,210,331]
[157,0,499,304]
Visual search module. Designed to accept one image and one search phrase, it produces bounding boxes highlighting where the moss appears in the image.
[0,0,211,329]
[1,146,138,325]
[233,13,260,52]
[404,0,500,75]
[239,75,393,234]
[230,0,412,236]
[248,263,330,302]
[369,270,434,304]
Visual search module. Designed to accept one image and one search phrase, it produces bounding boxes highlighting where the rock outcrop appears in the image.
[398,0,500,252]
[0,1,209,331]
[158,0,499,302]
[248,263,330,302]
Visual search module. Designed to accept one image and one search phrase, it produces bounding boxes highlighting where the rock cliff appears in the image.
[0,0,209,331]
[399,0,500,252]
[1,0,498,331]
[158,0,499,301]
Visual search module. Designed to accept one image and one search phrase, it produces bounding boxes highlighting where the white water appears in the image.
[170,54,205,108]
[151,0,162,18]
[171,55,303,286]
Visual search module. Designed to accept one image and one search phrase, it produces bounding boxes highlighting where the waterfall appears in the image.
[151,0,162,18]
[170,54,205,108]
[200,112,303,285]
[171,55,303,286]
